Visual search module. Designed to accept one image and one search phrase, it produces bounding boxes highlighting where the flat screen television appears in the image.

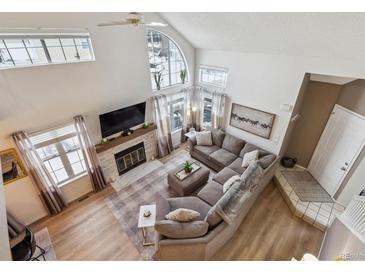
[99,102,146,138]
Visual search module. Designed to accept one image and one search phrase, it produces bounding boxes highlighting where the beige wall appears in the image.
[337,79,365,116]
[279,73,310,156]
[0,13,195,225]
[285,81,342,167]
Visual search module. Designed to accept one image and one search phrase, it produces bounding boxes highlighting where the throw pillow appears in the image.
[223,175,240,193]
[165,208,200,222]
[241,149,259,167]
[196,131,213,146]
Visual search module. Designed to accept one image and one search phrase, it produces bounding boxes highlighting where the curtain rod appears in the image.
[9,115,89,139]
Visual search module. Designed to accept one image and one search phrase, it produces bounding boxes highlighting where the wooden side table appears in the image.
[137,204,156,246]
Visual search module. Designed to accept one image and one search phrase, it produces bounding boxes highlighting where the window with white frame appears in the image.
[203,96,213,129]
[147,30,188,90]
[199,65,228,88]
[0,34,94,69]
[170,97,184,131]
[30,124,87,185]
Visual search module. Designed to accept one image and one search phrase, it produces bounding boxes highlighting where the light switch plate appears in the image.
[280,104,293,112]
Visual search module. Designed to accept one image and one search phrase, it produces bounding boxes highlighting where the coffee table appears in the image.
[137,204,156,246]
[167,163,210,196]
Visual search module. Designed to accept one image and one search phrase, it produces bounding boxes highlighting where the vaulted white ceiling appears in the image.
[160,13,365,60]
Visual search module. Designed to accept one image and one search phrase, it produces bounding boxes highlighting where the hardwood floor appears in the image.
[31,187,141,261]
[31,168,324,261]
[212,182,324,260]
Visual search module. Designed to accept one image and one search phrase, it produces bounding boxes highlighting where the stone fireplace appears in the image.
[97,127,157,183]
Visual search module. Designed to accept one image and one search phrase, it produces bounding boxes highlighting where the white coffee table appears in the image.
[137,204,156,246]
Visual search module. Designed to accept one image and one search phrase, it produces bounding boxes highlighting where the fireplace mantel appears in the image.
[95,124,157,153]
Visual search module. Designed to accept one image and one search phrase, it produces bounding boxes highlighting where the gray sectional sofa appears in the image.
[154,129,278,260]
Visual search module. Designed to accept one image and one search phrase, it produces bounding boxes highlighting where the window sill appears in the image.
[58,172,89,188]
[152,82,190,94]
[0,59,96,71]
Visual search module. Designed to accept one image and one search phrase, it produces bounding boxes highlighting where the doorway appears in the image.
[308,105,365,197]
[283,73,365,206]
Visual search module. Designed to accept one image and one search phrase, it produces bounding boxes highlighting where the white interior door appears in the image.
[308,105,365,197]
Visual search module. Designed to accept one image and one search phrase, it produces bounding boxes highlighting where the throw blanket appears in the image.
[214,162,263,224]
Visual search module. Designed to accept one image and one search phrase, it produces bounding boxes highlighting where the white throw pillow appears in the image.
[165,208,200,222]
[242,149,259,167]
[223,175,240,193]
[196,131,213,146]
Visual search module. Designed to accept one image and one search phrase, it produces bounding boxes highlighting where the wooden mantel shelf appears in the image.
[95,124,157,153]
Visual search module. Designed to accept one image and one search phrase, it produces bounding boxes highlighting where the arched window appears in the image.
[147,30,188,90]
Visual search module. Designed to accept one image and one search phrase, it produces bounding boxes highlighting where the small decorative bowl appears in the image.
[143,210,151,217]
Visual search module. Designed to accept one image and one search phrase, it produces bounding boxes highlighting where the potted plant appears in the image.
[180,69,187,84]
[183,160,193,173]
[153,71,162,90]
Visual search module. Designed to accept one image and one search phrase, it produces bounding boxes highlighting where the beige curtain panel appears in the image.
[12,131,67,215]
[180,88,193,142]
[191,87,205,131]
[211,91,226,129]
[74,115,107,191]
[153,94,174,157]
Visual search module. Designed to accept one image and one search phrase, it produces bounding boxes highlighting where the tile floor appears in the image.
[274,165,345,231]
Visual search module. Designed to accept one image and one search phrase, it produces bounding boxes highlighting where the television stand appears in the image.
[122,129,134,136]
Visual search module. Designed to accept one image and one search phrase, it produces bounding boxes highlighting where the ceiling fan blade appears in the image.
[145,22,168,27]
[97,21,130,27]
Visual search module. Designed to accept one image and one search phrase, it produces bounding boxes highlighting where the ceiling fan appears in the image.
[97,12,168,27]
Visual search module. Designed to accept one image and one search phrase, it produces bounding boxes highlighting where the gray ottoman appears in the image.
[167,164,210,196]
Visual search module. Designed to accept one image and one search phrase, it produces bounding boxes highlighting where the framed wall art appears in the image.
[229,103,275,139]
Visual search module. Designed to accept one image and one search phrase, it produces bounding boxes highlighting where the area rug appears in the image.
[281,170,333,203]
[34,227,57,261]
[104,150,213,260]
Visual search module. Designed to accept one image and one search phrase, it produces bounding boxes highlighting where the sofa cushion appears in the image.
[165,208,200,222]
[194,145,220,157]
[197,181,224,206]
[239,143,270,158]
[167,197,211,221]
[196,131,213,146]
[155,220,209,239]
[212,167,240,185]
[222,134,245,155]
[258,154,276,169]
[211,128,225,147]
[209,149,237,167]
[227,158,247,174]
[204,207,223,228]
